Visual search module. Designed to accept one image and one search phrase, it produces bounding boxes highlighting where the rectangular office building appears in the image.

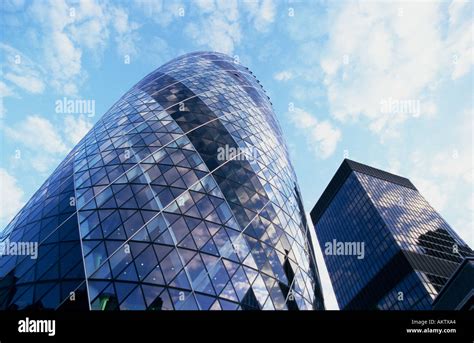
[310,159,473,310]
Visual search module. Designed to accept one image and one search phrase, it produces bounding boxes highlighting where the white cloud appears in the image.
[4,115,68,154]
[273,70,293,81]
[27,0,86,95]
[110,6,141,58]
[0,168,24,227]
[0,43,46,95]
[448,0,471,27]
[243,0,276,32]
[195,0,215,12]
[3,72,45,94]
[289,107,341,159]
[286,3,327,42]
[2,114,95,175]
[184,0,278,54]
[0,81,15,98]
[133,0,185,27]
[319,1,473,139]
[312,121,342,159]
[185,0,241,54]
[0,81,14,118]
[289,107,318,128]
[1,1,128,98]
[63,114,93,145]
[69,0,110,57]
[26,0,139,95]
[448,18,473,80]
[430,150,473,185]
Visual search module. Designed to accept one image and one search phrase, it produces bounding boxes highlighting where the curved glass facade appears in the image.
[0,52,324,311]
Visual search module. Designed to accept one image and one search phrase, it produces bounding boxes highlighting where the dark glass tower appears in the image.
[310,159,472,310]
[0,52,324,311]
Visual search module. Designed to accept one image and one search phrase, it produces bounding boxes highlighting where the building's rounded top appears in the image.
[135,50,269,106]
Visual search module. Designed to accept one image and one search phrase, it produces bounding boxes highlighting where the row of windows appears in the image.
[316,169,472,310]
[317,173,400,306]
[1,52,321,310]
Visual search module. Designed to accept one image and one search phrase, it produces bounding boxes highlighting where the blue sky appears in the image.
[0,0,472,310]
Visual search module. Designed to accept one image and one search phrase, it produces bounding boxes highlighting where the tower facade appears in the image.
[0,52,324,311]
[310,159,472,310]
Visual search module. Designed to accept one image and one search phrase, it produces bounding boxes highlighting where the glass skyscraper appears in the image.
[310,159,472,310]
[0,52,324,311]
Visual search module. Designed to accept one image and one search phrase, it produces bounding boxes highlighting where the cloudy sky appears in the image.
[0,0,472,310]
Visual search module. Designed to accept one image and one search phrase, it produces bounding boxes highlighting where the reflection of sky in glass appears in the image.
[315,169,472,310]
[0,52,324,311]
